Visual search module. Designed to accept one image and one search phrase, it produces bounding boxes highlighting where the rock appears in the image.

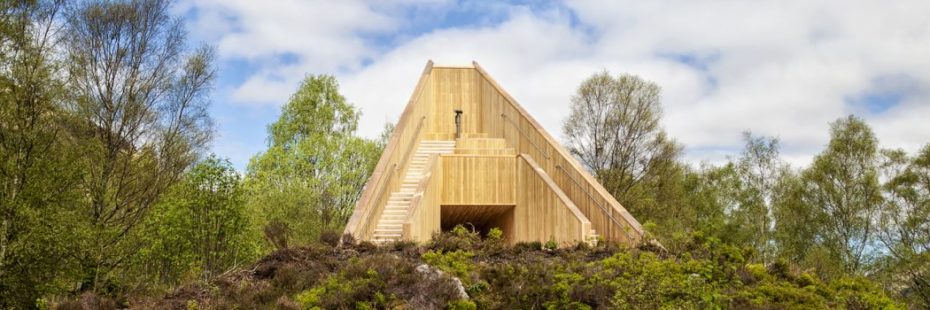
[416,264,469,300]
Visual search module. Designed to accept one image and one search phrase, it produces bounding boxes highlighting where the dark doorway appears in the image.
[440,204,514,242]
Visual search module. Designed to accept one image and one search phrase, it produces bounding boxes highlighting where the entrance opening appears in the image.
[441,205,514,242]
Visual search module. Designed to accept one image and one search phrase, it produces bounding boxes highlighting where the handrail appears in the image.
[402,154,440,240]
[475,61,643,245]
[358,117,426,239]
[500,113,550,160]
[345,61,433,239]
[556,164,635,243]
[357,163,396,238]
[519,154,591,242]
[404,153,438,219]
[398,116,427,177]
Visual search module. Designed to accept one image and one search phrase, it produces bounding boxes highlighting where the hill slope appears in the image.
[126,228,900,309]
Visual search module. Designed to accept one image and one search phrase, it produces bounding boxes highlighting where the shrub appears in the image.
[422,250,475,283]
[340,233,356,246]
[487,228,503,240]
[144,229,904,309]
[544,238,559,251]
[514,241,542,252]
[429,225,481,252]
[319,230,340,247]
[447,299,477,310]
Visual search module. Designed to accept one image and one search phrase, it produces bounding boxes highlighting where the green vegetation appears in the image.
[133,156,261,286]
[565,71,930,307]
[0,0,926,308]
[244,74,381,249]
[125,228,901,309]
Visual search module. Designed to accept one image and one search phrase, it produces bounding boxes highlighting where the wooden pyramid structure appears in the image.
[344,61,644,246]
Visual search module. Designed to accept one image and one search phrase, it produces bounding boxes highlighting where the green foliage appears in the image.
[452,224,471,237]
[878,144,930,306]
[487,227,503,240]
[544,238,559,251]
[71,228,902,309]
[731,133,784,264]
[446,299,477,310]
[133,155,261,285]
[65,0,217,291]
[562,71,684,223]
[430,224,482,252]
[794,115,883,275]
[290,252,463,309]
[423,250,476,283]
[1,19,927,308]
[0,1,84,307]
[245,74,381,248]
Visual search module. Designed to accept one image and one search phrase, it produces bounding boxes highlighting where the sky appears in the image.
[175,0,930,171]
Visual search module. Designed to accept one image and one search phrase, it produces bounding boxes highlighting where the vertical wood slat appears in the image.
[436,153,589,245]
[428,68,482,135]
[440,155,515,205]
[349,61,642,246]
[514,154,590,245]
[471,62,643,246]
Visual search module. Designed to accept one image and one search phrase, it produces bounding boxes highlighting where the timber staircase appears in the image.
[372,140,456,243]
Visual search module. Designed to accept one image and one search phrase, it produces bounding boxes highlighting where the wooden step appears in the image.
[454,148,515,155]
[370,140,457,244]
[425,133,456,140]
[455,138,508,149]
[425,133,488,139]
[420,140,456,145]
[460,133,489,138]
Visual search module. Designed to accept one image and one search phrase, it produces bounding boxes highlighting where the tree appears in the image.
[0,1,84,307]
[562,71,682,219]
[134,155,259,286]
[732,132,784,264]
[245,75,380,247]
[878,145,930,306]
[800,115,883,275]
[64,0,214,291]
[651,163,739,251]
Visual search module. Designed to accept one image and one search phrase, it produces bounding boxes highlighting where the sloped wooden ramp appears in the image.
[345,61,644,247]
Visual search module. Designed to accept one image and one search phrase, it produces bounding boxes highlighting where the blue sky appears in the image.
[177,0,930,171]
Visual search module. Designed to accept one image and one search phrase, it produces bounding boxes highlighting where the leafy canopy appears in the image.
[246,74,380,248]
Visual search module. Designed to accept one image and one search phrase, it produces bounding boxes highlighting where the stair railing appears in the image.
[500,113,550,160]
[397,116,427,184]
[356,164,396,240]
[401,153,441,241]
[555,164,635,244]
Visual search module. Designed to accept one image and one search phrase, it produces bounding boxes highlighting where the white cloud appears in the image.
[187,0,930,169]
[180,0,437,106]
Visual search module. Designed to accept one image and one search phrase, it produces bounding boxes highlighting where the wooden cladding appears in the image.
[471,62,644,245]
[346,61,644,247]
[440,155,515,205]
[513,154,591,244]
[428,68,482,135]
[408,153,590,245]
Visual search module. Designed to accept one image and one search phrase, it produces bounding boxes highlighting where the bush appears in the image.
[544,237,559,251]
[429,225,481,252]
[487,228,503,240]
[422,250,476,284]
[142,230,903,309]
[319,230,341,247]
